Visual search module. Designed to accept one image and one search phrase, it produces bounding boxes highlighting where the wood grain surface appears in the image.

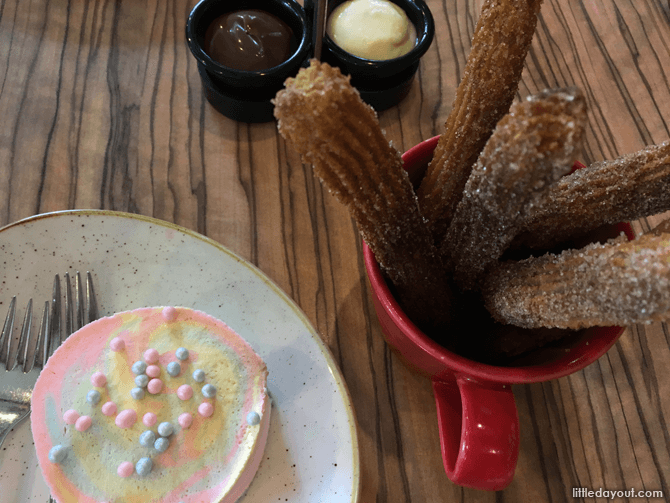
[1,0,669,501]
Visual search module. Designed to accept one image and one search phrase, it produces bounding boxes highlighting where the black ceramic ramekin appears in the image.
[321,0,434,110]
[186,0,311,122]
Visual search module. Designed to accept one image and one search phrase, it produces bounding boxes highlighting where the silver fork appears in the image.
[47,271,98,503]
[0,297,51,448]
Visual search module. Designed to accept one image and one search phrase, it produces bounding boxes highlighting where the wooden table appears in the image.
[1,0,669,501]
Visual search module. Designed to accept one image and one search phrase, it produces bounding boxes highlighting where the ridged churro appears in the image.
[512,140,670,249]
[483,233,670,329]
[273,60,456,332]
[442,88,587,291]
[417,0,544,244]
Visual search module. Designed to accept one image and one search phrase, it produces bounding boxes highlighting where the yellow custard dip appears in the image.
[326,0,417,60]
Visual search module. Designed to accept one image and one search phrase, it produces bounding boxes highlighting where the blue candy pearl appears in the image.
[135,457,152,476]
[86,390,101,405]
[166,361,181,377]
[246,411,260,426]
[175,347,189,360]
[139,430,156,447]
[157,421,174,437]
[154,437,169,453]
[192,369,205,382]
[201,384,216,398]
[48,445,67,464]
[135,374,149,388]
[131,387,145,400]
[132,361,147,374]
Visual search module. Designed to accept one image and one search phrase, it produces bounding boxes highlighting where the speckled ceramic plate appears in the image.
[0,210,360,503]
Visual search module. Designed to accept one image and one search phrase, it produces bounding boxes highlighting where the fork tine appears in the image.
[35,301,50,368]
[64,272,74,336]
[0,297,16,368]
[75,271,84,331]
[86,272,98,324]
[11,298,33,372]
[24,301,49,374]
[49,275,62,359]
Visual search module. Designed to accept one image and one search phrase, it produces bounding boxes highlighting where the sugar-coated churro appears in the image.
[273,60,456,332]
[483,233,670,329]
[416,0,544,244]
[512,140,670,249]
[442,88,587,291]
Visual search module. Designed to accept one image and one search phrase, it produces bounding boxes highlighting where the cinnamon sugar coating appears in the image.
[442,88,587,291]
[273,60,455,332]
[513,140,670,249]
[416,0,543,244]
[483,233,670,329]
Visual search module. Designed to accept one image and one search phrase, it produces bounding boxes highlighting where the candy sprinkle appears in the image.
[143,412,157,427]
[154,437,169,453]
[162,306,177,321]
[63,409,80,425]
[177,384,193,401]
[175,347,189,360]
[117,461,134,478]
[135,457,153,476]
[101,402,117,416]
[198,402,214,417]
[246,411,261,426]
[201,384,217,398]
[157,422,174,437]
[135,374,149,388]
[86,390,101,405]
[147,378,163,394]
[115,409,137,429]
[91,371,107,387]
[131,387,146,400]
[166,361,181,377]
[178,412,193,429]
[75,415,92,432]
[144,348,159,364]
[48,445,67,464]
[131,361,147,375]
[139,430,156,447]
[110,337,125,352]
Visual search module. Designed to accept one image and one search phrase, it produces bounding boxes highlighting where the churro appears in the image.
[512,140,670,249]
[273,60,455,332]
[442,88,587,291]
[483,233,670,329]
[416,0,543,243]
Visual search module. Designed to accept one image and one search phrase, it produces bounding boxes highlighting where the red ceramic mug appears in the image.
[363,135,634,491]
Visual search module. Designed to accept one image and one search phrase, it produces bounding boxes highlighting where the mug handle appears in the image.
[432,376,519,491]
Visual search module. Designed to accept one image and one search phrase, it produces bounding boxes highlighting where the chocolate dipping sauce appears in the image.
[204,9,296,71]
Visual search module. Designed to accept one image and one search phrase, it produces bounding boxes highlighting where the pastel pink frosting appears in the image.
[30,306,270,503]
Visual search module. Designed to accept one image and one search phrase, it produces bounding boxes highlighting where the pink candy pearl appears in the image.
[147,378,163,394]
[115,409,137,429]
[101,402,117,416]
[63,409,80,425]
[117,461,134,478]
[144,348,159,364]
[178,412,193,429]
[75,415,92,432]
[91,371,107,387]
[143,412,157,427]
[146,365,161,378]
[198,402,214,417]
[110,337,125,351]
[177,384,193,401]
[162,306,177,321]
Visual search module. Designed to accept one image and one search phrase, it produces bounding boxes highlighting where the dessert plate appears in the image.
[0,210,360,503]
